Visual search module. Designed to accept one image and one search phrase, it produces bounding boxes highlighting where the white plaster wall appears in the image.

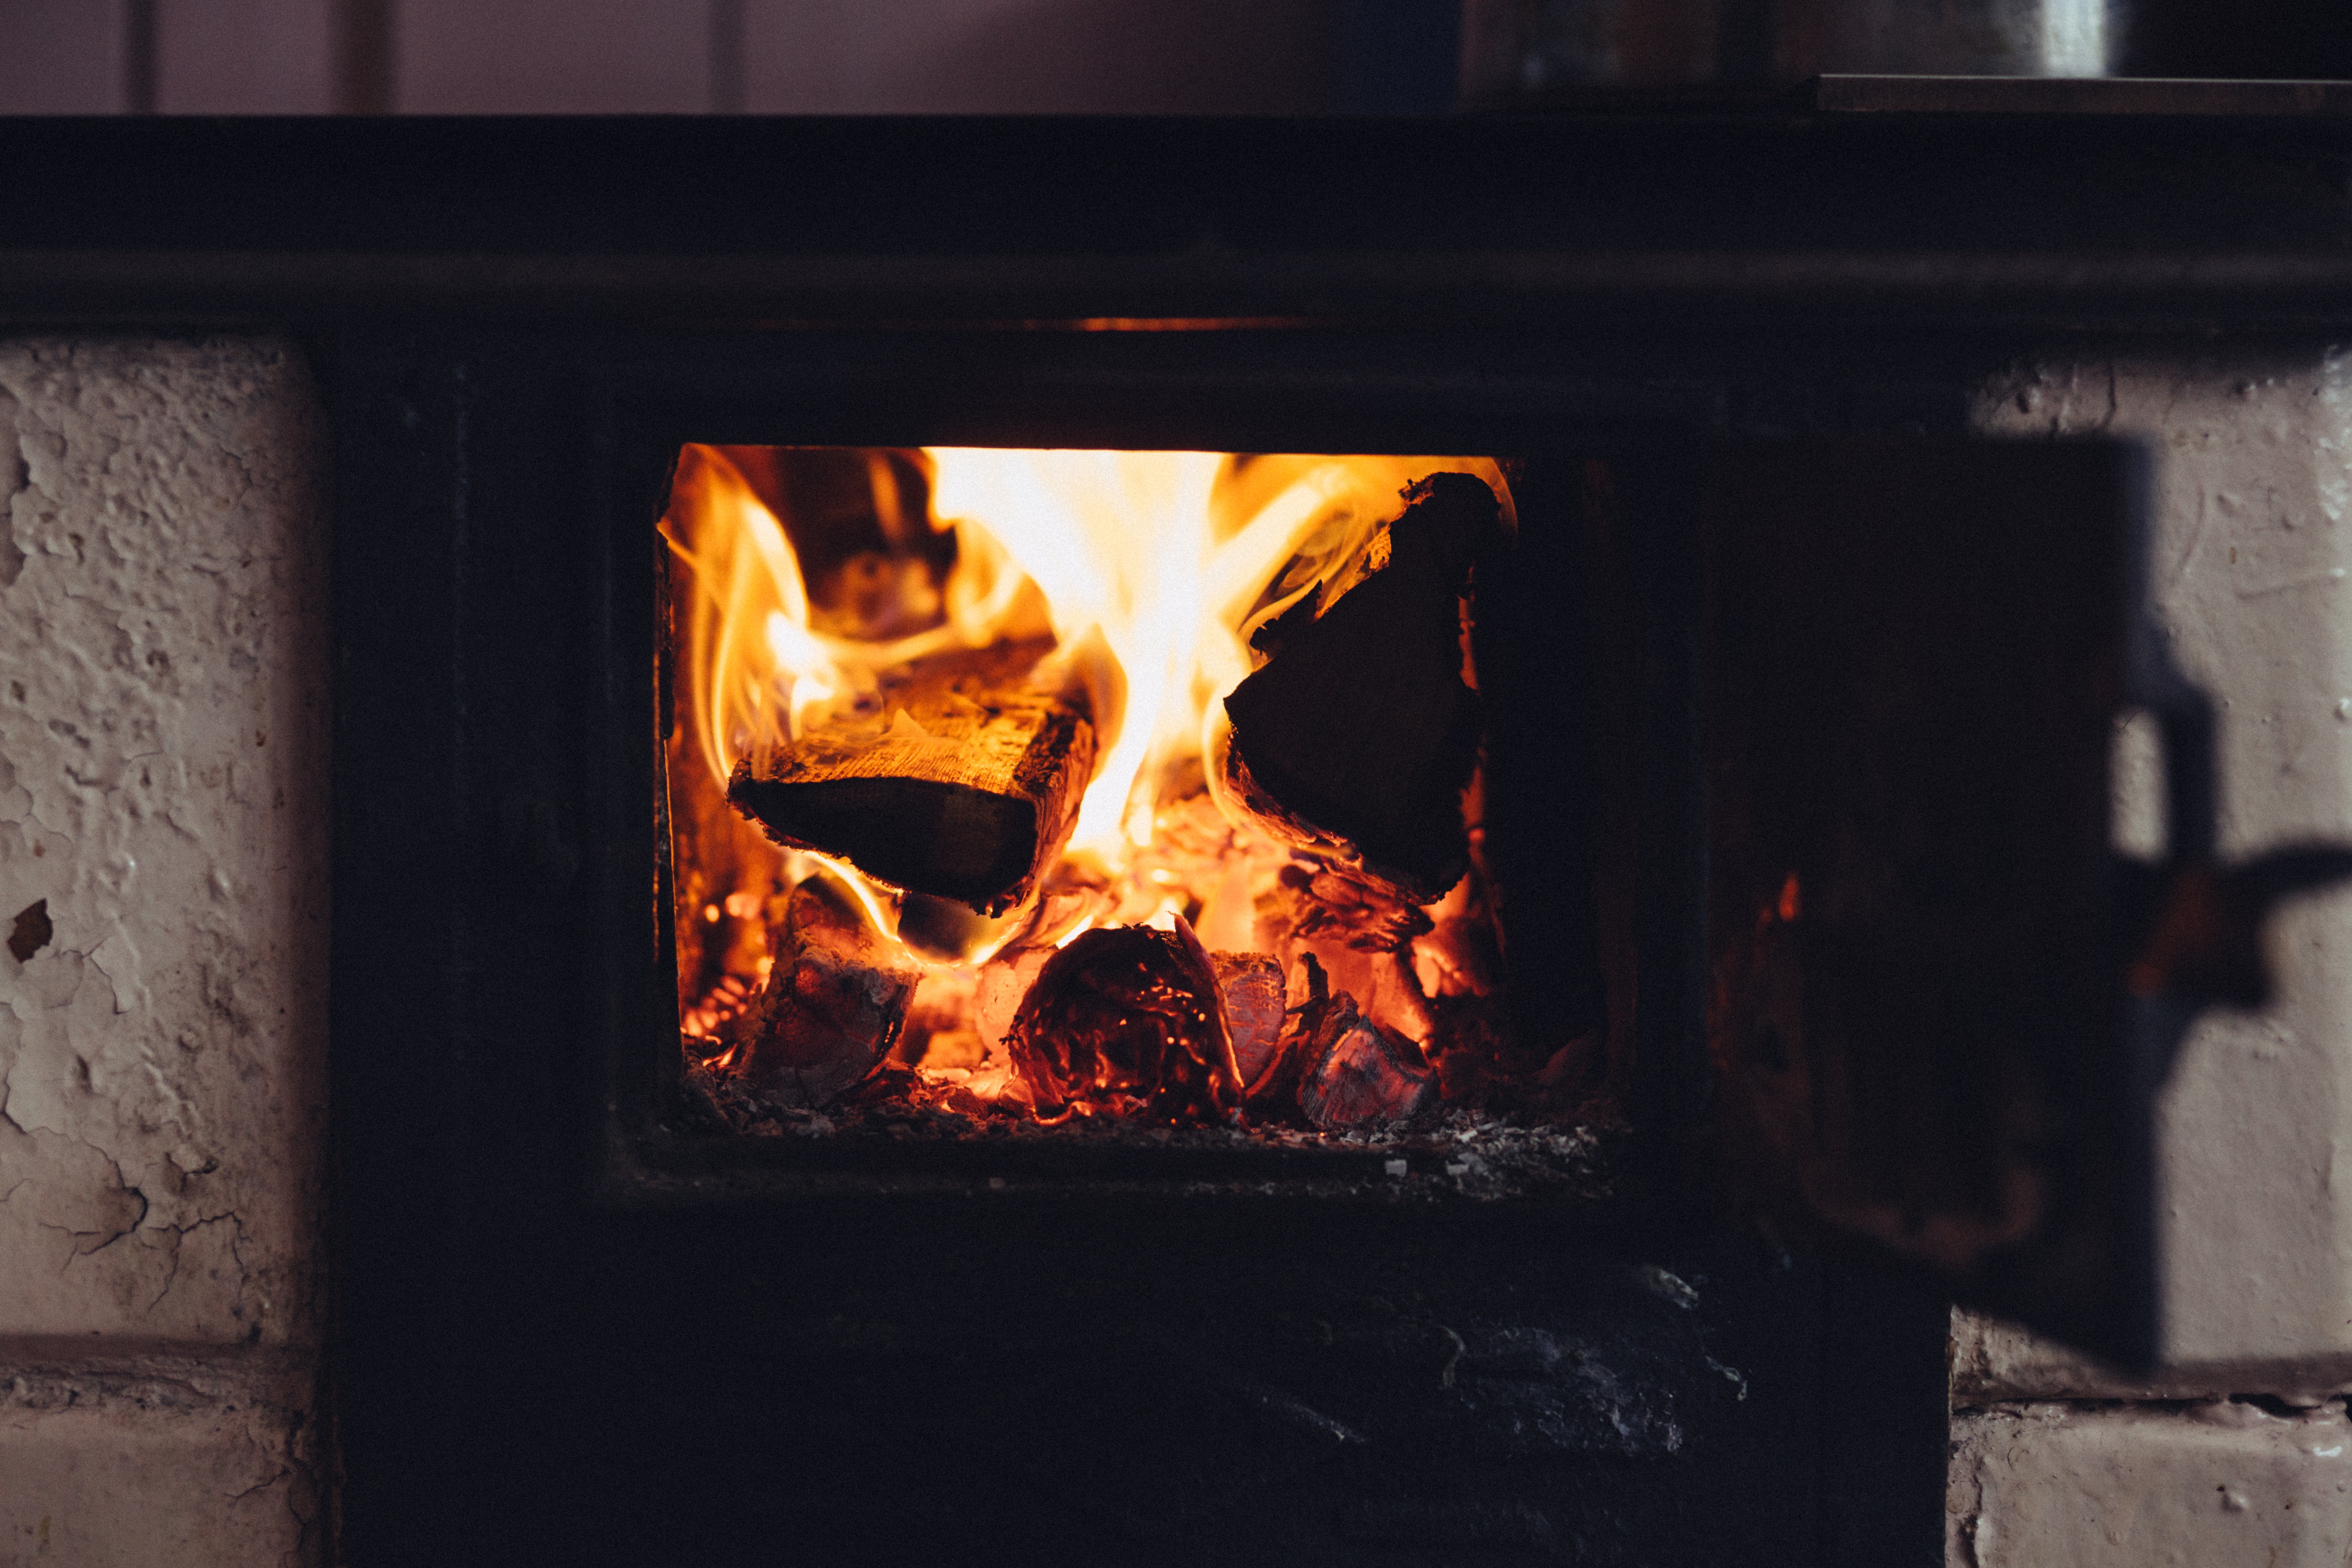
[0,1347,321,1563]
[1955,349,2352,1567]
[1978,351,2352,1369]
[1949,1399,2352,1568]
[0,338,329,1563]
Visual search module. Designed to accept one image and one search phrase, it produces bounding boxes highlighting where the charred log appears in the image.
[1005,923,1243,1125]
[1268,862,1441,1044]
[728,639,1094,915]
[730,875,922,1110]
[1221,472,1502,902]
[1426,999,1594,1116]
[1296,992,1435,1129]
[1412,869,1503,1002]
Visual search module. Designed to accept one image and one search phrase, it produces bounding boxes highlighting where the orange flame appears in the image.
[662,446,1514,976]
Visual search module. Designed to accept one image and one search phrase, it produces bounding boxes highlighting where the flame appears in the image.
[662,445,1515,979]
[928,449,1514,859]
[662,446,1046,791]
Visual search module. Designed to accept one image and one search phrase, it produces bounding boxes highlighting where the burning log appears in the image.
[728,639,1094,916]
[1237,952,1325,1121]
[1268,862,1441,1044]
[1295,991,1435,1129]
[731,875,922,1110]
[1004,922,1243,1125]
[1410,864,1502,1001]
[1212,951,1288,1088]
[1235,955,1433,1129]
[970,944,1056,1057]
[1221,472,1502,903]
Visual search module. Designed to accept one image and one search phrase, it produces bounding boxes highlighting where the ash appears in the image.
[680,1054,1621,1201]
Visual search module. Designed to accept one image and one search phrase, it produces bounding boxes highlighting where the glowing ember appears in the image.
[1005,919,1241,1124]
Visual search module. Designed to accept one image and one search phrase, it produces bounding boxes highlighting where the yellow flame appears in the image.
[927,450,1513,858]
[661,447,812,787]
[662,446,1049,793]
[927,450,1223,852]
[663,444,1513,967]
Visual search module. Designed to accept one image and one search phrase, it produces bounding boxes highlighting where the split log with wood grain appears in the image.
[728,639,1094,915]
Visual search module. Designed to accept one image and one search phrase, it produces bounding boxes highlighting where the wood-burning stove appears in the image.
[324,306,1972,1568]
[8,97,2345,1565]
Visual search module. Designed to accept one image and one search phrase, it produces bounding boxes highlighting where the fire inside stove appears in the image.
[662,445,1600,1145]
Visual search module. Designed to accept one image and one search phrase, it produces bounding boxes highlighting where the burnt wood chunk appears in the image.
[1211,951,1288,1088]
[1221,472,1501,902]
[1238,953,1324,1120]
[728,640,1094,915]
[1272,862,1441,1044]
[732,875,921,1109]
[1297,993,1434,1129]
[970,943,1056,1055]
[1005,924,1243,1125]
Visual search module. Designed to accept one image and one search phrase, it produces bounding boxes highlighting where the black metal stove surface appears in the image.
[373,1202,1944,1566]
[3,108,2352,330]
[313,321,1964,1566]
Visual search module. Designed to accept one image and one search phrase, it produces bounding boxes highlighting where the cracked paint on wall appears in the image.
[0,338,327,1345]
[0,1349,322,1564]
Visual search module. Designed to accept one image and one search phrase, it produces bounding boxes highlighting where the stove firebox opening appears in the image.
[659,444,1610,1154]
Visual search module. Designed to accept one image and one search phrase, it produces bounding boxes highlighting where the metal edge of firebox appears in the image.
[319,316,2174,1237]
[4,113,2352,331]
[7,249,2352,332]
[582,341,1674,1222]
[1482,75,2352,118]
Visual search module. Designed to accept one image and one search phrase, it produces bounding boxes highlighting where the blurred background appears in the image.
[0,0,2347,118]
[0,0,1460,115]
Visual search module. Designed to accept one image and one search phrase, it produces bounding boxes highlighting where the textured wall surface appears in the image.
[1979,350,2352,1369]
[0,1346,320,1563]
[0,338,329,1564]
[1952,1310,2352,1408]
[1949,1399,2352,1567]
[1954,349,2352,1565]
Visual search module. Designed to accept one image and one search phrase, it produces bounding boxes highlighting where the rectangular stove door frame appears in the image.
[583,344,1642,1203]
